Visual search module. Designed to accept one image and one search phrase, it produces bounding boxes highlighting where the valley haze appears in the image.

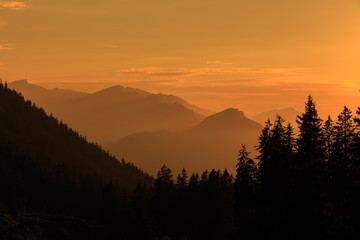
[9,79,288,174]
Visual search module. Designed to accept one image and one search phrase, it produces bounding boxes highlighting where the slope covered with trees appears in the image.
[0,82,152,220]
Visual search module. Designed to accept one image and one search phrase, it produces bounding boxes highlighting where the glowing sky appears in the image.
[1,0,360,117]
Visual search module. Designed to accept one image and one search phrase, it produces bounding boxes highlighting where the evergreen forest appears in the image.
[1,82,360,239]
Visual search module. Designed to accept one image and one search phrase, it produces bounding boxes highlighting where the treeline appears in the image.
[103,96,360,239]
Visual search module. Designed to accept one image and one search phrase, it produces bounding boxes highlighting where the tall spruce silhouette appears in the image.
[296,95,326,164]
[323,115,335,161]
[294,96,326,238]
[234,145,256,239]
[333,106,356,167]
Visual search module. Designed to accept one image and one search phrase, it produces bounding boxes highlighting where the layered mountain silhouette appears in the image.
[8,80,263,175]
[107,108,263,175]
[0,82,152,229]
[0,82,151,189]
[9,80,212,143]
[252,107,302,128]
[8,79,87,109]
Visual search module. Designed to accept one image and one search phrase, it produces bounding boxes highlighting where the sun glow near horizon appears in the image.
[1,0,360,116]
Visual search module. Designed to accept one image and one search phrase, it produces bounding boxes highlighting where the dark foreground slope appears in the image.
[0,213,105,240]
[0,82,152,219]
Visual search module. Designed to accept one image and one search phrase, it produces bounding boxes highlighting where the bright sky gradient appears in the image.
[1,0,360,117]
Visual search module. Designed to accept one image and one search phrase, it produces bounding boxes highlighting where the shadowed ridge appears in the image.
[252,107,302,127]
[73,85,151,106]
[145,93,215,116]
[88,85,150,98]
[9,79,29,85]
[9,79,49,94]
[108,108,263,175]
[8,81,210,142]
[8,79,87,101]
[191,108,259,132]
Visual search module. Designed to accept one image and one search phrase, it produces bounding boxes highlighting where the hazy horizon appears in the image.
[1,0,360,118]
[28,79,360,119]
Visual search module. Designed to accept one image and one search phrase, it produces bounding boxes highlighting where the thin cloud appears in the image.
[0,44,12,50]
[206,60,233,66]
[144,57,179,61]
[0,1,26,10]
[114,67,306,78]
[116,67,194,77]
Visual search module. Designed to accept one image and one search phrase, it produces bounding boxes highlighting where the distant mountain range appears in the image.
[9,80,302,175]
[252,107,302,128]
[107,108,263,175]
[9,80,213,143]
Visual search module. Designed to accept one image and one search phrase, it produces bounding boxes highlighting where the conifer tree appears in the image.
[294,96,326,238]
[270,115,287,155]
[284,123,296,157]
[355,107,360,126]
[323,116,335,161]
[257,120,272,163]
[200,170,209,183]
[257,116,292,192]
[155,165,174,197]
[350,107,360,184]
[221,169,233,187]
[256,119,272,184]
[235,145,255,198]
[188,173,199,189]
[296,95,325,165]
[352,107,360,159]
[234,145,256,238]
[333,106,355,168]
[176,168,188,188]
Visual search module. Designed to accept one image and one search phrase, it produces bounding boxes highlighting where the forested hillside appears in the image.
[0,82,152,219]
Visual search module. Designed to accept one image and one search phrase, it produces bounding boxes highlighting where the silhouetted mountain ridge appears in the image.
[252,107,302,127]
[8,80,212,143]
[192,108,255,131]
[9,79,86,106]
[108,108,263,174]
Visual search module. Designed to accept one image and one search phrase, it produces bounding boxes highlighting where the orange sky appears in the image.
[1,0,360,117]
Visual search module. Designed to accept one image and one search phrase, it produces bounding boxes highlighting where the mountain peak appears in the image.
[219,108,245,118]
[252,107,302,126]
[193,107,255,131]
[91,85,150,98]
[10,79,29,85]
